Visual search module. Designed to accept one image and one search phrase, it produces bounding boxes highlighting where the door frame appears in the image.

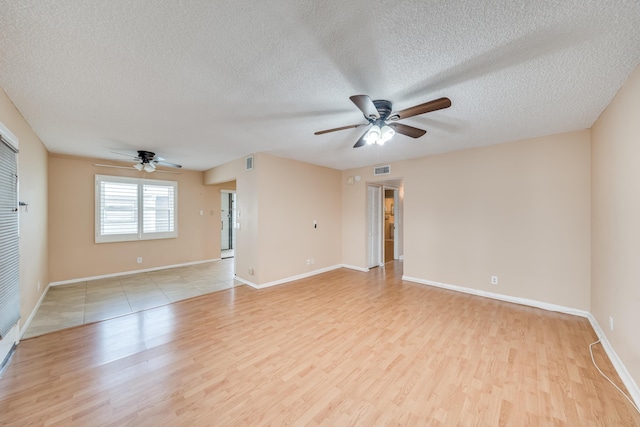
[366,179,403,268]
[220,189,236,253]
[383,186,401,261]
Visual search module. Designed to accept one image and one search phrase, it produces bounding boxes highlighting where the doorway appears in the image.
[367,180,403,269]
[384,189,397,262]
[221,190,236,259]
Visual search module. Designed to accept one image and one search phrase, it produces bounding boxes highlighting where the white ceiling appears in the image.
[1,1,639,171]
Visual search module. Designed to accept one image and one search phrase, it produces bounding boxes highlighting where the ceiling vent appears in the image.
[374,165,391,176]
[245,155,254,171]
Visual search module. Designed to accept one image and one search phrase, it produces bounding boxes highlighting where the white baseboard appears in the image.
[402,275,590,318]
[0,323,19,375]
[234,276,257,288]
[49,258,221,287]
[340,264,369,273]
[403,275,639,408]
[237,265,343,289]
[19,283,51,338]
[586,313,640,408]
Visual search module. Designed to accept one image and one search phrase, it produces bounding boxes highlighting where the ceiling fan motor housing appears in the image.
[137,150,156,163]
[372,100,393,121]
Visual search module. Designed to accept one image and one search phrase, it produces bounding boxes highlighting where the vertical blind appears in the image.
[0,137,19,339]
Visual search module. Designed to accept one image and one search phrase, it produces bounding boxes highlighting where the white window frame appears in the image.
[95,174,178,243]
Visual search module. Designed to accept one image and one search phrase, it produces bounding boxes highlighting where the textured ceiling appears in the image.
[1,1,639,171]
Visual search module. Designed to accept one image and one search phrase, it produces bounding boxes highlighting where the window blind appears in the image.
[143,184,175,234]
[0,138,20,339]
[99,180,138,238]
[95,175,177,243]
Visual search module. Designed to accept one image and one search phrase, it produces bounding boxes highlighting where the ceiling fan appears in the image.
[112,150,183,172]
[314,95,451,148]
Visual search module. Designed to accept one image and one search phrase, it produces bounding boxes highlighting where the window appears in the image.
[95,175,177,243]
[0,130,19,339]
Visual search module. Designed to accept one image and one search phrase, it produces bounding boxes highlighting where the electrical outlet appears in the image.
[491,276,498,285]
[248,267,254,275]
[306,259,311,265]
[137,257,142,264]
[609,316,614,331]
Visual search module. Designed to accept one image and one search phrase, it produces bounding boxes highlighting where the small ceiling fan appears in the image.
[113,150,182,172]
[314,95,451,148]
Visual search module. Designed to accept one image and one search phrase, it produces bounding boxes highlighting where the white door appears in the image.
[393,188,400,260]
[367,185,383,268]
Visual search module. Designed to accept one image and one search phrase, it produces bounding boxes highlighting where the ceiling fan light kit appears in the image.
[315,95,451,148]
[365,124,395,145]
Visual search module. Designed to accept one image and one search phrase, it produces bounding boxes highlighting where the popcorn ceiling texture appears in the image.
[0,0,639,170]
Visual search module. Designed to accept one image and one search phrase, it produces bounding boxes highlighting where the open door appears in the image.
[384,188,397,262]
[367,184,383,268]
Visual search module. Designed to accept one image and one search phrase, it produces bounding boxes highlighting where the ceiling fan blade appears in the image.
[388,123,427,138]
[392,97,451,120]
[111,150,138,160]
[314,123,367,135]
[353,128,370,148]
[350,95,379,119]
[155,159,183,168]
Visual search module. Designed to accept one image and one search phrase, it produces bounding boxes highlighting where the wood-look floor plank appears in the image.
[1,262,638,426]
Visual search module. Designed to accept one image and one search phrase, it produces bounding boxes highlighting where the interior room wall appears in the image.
[591,64,640,386]
[340,170,369,269]
[205,153,342,286]
[342,130,591,311]
[48,154,218,282]
[403,131,591,310]
[0,88,49,333]
[255,154,342,284]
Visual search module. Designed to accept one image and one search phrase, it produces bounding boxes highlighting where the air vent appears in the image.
[245,155,254,171]
[374,165,391,176]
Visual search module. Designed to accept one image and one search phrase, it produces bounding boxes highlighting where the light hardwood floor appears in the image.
[1,261,638,426]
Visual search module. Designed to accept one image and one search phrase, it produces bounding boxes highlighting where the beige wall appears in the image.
[404,131,591,309]
[591,64,640,385]
[0,88,49,330]
[205,153,342,285]
[342,130,591,310]
[256,154,342,283]
[341,170,369,269]
[48,155,218,282]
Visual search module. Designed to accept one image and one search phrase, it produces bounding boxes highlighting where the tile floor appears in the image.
[24,258,239,339]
